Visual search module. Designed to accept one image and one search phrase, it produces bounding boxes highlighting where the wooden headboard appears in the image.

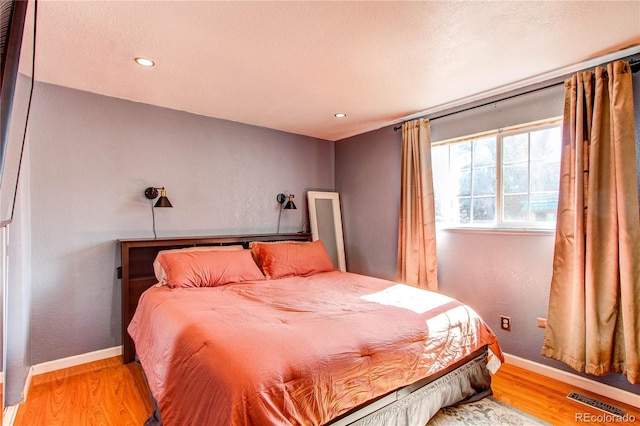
[118,232,312,364]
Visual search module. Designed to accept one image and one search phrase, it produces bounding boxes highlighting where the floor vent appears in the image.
[566,391,627,417]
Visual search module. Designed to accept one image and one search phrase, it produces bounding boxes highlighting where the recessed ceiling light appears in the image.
[334,113,347,118]
[135,57,155,67]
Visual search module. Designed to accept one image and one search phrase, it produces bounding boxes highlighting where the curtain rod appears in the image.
[393,80,563,131]
[393,58,640,132]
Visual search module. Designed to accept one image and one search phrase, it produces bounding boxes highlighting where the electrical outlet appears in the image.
[500,315,511,331]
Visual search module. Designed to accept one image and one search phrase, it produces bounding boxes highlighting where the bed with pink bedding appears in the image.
[123,235,503,425]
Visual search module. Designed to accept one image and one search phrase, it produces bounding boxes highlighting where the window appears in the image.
[432,119,562,229]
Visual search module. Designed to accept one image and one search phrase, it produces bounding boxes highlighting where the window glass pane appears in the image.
[531,160,560,193]
[432,121,560,229]
[531,127,561,160]
[435,199,447,223]
[472,167,496,196]
[472,137,496,167]
[451,142,471,170]
[503,133,528,163]
[472,197,495,222]
[455,170,471,196]
[503,163,529,194]
[455,197,471,223]
[432,146,450,198]
[530,193,558,223]
[503,194,529,221]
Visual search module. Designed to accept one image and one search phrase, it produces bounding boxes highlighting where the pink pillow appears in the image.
[158,250,265,288]
[153,245,244,285]
[250,240,334,279]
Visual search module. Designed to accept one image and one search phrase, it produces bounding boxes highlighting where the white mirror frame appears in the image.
[307,191,346,272]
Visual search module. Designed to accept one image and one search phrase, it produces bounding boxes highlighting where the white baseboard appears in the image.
[2,403,19,426]
[31,346,123,376]
[503,353,640,408]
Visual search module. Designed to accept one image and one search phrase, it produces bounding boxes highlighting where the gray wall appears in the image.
[4,140,32,404]
[335,125,400,280]
[25,81,334,366]
[335,74,640,394]
[3,73,34,405]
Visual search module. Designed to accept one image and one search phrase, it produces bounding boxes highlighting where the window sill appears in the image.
[436,227,556,236]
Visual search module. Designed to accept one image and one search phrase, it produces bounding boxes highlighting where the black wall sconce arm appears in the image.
[144,186,173,239]
[276,193,296,234]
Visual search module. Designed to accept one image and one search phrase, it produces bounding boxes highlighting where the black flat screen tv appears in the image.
[0,0,32,226]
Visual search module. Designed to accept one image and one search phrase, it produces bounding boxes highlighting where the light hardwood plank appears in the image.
[12,357,639,425]
[492,363,640,425]
[14,357,153,426]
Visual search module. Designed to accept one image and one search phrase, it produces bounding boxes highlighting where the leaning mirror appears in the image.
[307,191,346,272]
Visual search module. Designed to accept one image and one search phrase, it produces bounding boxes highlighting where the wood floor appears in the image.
[11,357,640,425]
[13,358,153,426]
[492,364,639,425]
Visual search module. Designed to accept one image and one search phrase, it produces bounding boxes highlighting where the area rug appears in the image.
[428,396,550,425]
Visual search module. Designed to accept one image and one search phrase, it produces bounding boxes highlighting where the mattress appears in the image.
[128,271,503,425]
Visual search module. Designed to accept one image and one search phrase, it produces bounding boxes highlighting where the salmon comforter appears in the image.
[128,271,503,426]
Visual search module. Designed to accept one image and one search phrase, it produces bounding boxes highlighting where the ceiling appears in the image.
[24,1,640,141]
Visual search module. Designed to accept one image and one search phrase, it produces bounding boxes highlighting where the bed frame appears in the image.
[118,232,312,364]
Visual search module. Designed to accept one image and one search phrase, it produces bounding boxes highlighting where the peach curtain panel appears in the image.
[542,61,640,384]
[397,118,438,291]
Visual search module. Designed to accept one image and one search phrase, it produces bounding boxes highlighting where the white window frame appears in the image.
[432,117,563,232]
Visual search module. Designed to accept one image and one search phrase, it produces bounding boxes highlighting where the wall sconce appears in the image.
[145,187,173,208]
[276,193,296,234]
[280,193,296,210]
[145,187,173,238]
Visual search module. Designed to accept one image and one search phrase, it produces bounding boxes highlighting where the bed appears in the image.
[120,233,503,426]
